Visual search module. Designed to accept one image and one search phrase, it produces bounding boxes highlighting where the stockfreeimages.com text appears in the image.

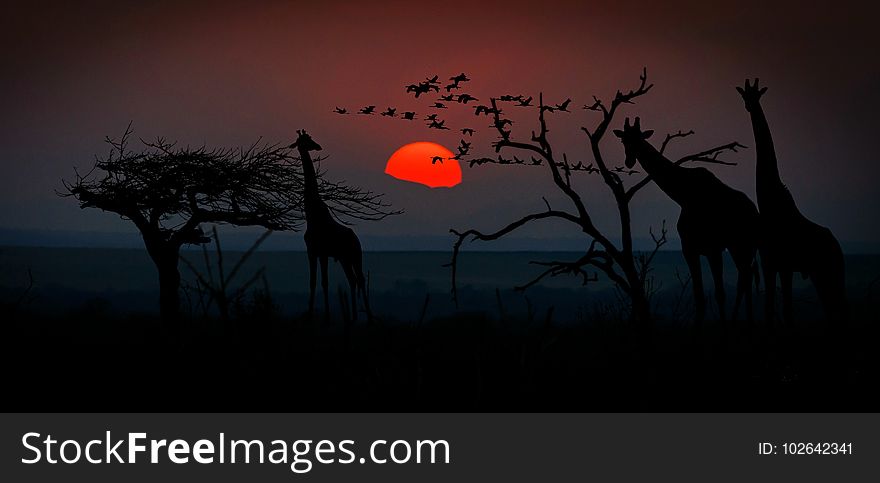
[22,432,450,474]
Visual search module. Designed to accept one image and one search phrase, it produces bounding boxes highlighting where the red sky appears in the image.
[2,0,879,248]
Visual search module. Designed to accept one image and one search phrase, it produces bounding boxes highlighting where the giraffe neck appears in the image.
[633,140,691,206]
[748,102,785,207]
[298,148,332,224]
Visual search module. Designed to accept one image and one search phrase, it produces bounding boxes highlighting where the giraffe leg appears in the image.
[746,257,756,323]
[731,264,744,321]
[354,256,372,322]
[780,269,793,325]
[320,256,330,321]
[341,262,358,322]
[731,255,753,323]
[307,252,317,318]
[761,261,775,325]
[728,249,746,321]
[707,250,726,322]
[683,246,705,324]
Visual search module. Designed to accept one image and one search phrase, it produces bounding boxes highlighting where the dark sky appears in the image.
[3,0,878,249]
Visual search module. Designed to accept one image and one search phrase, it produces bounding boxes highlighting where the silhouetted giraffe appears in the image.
[615,117,760,322]
[737,79,848,324]
[290,130,371,321]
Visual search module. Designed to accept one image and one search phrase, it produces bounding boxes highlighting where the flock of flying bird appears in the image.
[332,72,639,174]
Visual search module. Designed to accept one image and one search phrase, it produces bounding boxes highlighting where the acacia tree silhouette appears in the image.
[445,70,744,325]
[61,125,394,323]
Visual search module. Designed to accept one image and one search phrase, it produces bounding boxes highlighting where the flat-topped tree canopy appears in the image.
[63,125,305,241]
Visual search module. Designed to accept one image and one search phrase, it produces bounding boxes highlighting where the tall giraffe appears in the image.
[290,130,371,321]
[737,79,848,323]
[614,117,760,322]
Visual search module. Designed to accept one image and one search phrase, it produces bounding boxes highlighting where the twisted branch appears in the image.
[444,205,582,304]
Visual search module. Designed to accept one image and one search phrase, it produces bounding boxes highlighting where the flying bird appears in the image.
[427,119,449,130]
[358,105,376,115]
[460,128,475,136]
[431,156,445,164]
[500,94,524,102]
[474,105,500,116]
[381,107,397,117]
[456,93,478,104]
[439,94,456,102]
[405,84,423,97]
[424,113,439,121]
[333,107,348,114]
[401,111,416,120]
[445,73,470,91]
[406,81,438,98]
[555,98,572,112]
[426,75,440,84]
[432,102,448,109]
[516,96,533,107]
[541,105,556,113]
[614,166,640,175]
[450,73,470,84]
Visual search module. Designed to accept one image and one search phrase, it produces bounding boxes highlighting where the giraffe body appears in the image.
[292,130,371,321]
[615,118,760,322]
[737,79,847,324]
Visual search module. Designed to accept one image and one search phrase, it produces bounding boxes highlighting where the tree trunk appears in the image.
[617,258,652,326]
[157,254,181,323]
[630,291,652,326]
[144,235,182,324]
[624,270,654,357]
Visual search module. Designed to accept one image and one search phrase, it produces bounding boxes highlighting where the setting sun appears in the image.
[384,142,462,188]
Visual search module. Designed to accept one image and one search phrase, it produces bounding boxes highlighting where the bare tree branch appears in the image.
[435,69,744,325]
[659,129,695,155]
[443,70,655,317]
[180,227,272,320]
[444,205,582,303]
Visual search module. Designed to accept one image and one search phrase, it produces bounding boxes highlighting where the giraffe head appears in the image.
[290,130,323,153]
[736,78,767,112]
[613,117,653,169]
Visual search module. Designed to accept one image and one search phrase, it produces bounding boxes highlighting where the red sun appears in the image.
[385,142,462,188]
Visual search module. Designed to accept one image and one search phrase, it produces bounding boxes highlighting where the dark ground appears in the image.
[2,247,878,412]
[3,306,876,412]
